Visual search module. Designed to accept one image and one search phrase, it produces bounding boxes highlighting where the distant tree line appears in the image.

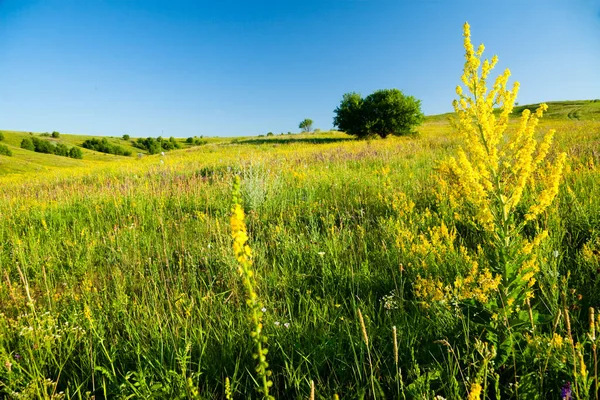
[186,136,207,146]
[21,137,82,159]
[82,138,132,156]
[134,137,181,154]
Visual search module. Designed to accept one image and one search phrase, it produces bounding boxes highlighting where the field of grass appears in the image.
[0,129,349,177]
[1,101,599,398]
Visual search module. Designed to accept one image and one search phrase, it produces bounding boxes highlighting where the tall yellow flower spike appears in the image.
[445,22,567,232]
[421,23,569,315]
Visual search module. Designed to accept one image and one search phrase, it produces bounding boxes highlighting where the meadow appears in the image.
[1,32,600,399]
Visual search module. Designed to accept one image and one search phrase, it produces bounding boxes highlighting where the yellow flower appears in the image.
[468,382,482,400]
[550,333,564,348]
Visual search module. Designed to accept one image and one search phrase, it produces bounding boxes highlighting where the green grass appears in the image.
[0,131,230,176]
[425,98,600,123]
[0,105,599,399]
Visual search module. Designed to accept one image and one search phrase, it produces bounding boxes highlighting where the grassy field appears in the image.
[0,129,349,177]
[1,101,599,398]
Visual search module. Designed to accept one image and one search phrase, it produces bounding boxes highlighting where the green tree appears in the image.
[122,134,130,140]
[332,92,365,136]
[333,89,424,138]
[51,131,60,138]
[298,118,313,133]
[0,132,5,141]
[363,89,424,137]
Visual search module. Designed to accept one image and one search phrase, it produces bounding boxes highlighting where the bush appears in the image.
[134,137,181,154]
[68,147,83,159]
[54,143,69,157]
[21,138,35,151]
[0,132,4,141]
[266,132,274,137]
[82,138,132,156]
[333,89,424,138]
[0,144,12,156]
[32,138,55,154]
[20,137,82,158]
[51,131,60,138]
[122,134,130,140]
[186,137,194,144]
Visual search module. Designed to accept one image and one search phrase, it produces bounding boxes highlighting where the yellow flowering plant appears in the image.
[414,23,570,394]
[434,22,567,313]
[230,176,273,400]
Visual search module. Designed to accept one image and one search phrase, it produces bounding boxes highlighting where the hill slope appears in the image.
[2,99,598,176]
[425,99,600,123]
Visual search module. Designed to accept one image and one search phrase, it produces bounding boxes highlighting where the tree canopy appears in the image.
[298,118,313,133]
[333,89,424,138]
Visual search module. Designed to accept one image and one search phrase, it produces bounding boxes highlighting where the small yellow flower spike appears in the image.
[230,176,273,399]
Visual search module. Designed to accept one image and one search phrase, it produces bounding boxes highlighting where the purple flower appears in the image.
[561,382,571,400]
[13,353,22,360]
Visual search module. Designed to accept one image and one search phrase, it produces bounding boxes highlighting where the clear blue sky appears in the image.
[0,0,598,137]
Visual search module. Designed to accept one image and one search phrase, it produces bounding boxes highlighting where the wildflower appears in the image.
[13,353,22,361]
[561,382,572,399]
[468,382,482,400]
[230,176,272,398]
[317,251,325,257]
[553,250,559,258]
[284,322,290,328]
[550,333,564,348]
[274,321,280,327]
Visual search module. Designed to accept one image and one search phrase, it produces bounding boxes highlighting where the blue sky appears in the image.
[0,0,598,137]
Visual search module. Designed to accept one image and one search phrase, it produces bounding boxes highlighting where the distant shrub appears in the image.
[54,143,69,157]
[40,132,51,137]
[0,132,4,141]
[20,137,81,158]
[266,132,274,137]
[51,131,60,138]
[194,139,207,145]
[186,137,194,144]
[32,138,55,154]
[134,136,182,154]
[0,144,12,156]
[82,138,132,156]
[122,134,130,140]
[69,146,83,159]
[21,138,35,151]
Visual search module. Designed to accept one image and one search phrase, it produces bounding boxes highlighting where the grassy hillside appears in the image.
[0,131,228,176]
[2,99,598,177]
[425,98,600,123]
